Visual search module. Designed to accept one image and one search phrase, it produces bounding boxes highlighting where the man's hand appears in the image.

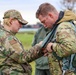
[46,42,53,53]
[39,41,43,45]
[38,41,53,55]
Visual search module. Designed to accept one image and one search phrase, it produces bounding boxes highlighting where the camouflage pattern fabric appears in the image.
[64,70,75,75]
[53,22,76,57]
[0,26,43,75]
[47,10,76,75]
[48,53,62,75]
[3,9,28,25]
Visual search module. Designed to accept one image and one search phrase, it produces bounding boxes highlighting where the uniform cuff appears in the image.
[52,43,57,52]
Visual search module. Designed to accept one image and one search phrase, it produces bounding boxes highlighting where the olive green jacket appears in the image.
[32,26,51,69]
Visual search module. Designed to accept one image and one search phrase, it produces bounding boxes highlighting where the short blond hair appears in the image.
[3,18,10,26]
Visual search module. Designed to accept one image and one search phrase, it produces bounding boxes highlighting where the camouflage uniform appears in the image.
[0,10,44,75]
[0,26,44,75]
[47,10,76,75]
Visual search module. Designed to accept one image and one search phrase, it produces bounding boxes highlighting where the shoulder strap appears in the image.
[41,23,59,48]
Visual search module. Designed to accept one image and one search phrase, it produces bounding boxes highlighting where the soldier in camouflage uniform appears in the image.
[0,9,44,75]
[36,3,76,75]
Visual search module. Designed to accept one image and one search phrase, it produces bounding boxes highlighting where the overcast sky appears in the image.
[0,0,62,24]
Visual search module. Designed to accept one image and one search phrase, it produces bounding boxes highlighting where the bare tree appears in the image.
[60,0,76,11]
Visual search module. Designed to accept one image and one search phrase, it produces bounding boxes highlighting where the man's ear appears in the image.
[9,18,13,25]
[48,12,53,18]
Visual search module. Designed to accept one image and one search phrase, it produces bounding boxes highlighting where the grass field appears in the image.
[16,31,36,75]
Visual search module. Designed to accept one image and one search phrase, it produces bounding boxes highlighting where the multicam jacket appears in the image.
[47,10,76,75]
[0,26,43,75]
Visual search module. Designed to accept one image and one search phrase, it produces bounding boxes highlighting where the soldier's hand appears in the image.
[46,42,53,53]
[39,41,43,45]
[43,49,49,56]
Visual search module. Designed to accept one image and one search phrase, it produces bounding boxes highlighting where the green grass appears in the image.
[16,31,35,49]
[16,31,36,75]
